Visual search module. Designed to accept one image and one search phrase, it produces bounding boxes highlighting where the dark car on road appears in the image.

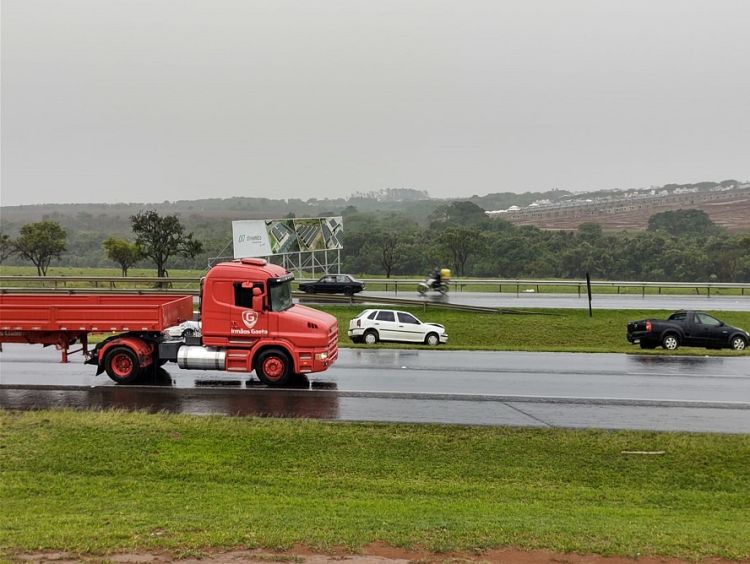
[627,310,748,351]
[298,274,365,296]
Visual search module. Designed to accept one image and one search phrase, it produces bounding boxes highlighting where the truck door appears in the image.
[229,282,270,345]
[679,312,703,346]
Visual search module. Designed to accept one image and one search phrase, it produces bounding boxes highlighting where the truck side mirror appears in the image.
[252,287,263,312]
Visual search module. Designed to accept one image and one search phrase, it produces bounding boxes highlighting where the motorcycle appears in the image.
[417,277,449,296]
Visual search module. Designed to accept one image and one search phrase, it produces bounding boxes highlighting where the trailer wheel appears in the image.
[255,348,292,387]
[105,346,141,384]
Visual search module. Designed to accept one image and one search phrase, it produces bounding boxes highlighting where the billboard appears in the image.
[233,217,343,258]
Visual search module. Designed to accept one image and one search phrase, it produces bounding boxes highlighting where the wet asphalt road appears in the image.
[1,344,749,433]
[358,291,750,311]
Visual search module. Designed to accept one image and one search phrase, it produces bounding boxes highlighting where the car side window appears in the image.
[696,313,721,326]
[337,275,348,283]
[322,276,335,283]
[398,312,419,324]
[376,311,395,322]
[367,311,378,320]
[669,312,687,321]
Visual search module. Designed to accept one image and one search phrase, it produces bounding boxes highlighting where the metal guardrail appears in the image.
[1,275,749,297]
[0,286,506,314]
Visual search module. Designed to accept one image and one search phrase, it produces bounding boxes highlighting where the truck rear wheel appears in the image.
[255,348,292,386]
[105,346,141,384]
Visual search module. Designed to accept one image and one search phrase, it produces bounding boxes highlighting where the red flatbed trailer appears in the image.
[0,294,193,361]
[0,259,338,386]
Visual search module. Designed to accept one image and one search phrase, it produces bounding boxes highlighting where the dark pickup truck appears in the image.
[627,310,748,351]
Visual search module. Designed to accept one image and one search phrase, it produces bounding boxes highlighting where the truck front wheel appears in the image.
[104,346,141,384]
[256,348,292,386]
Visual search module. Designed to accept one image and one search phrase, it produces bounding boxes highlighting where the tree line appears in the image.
[2,204,749,282]
[1,211,202,277]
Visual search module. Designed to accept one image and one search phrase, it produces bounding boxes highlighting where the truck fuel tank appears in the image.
[177,346,226,370]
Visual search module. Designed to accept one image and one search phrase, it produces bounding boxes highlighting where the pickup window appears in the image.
[696,313,721,326]
[668,312,687,321]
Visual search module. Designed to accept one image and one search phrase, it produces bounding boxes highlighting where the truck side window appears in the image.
[233,283,254,308]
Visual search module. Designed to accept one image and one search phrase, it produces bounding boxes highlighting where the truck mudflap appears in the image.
[91,335,157,374]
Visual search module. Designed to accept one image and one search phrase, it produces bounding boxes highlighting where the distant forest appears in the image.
[1,185,749,282]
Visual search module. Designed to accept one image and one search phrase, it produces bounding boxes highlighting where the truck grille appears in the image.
[327,325,339,363]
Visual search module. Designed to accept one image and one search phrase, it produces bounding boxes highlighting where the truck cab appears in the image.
[187,258,338,384]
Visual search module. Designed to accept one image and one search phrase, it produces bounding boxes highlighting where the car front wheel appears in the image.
[425,333,440,346]
[730,336,747,351]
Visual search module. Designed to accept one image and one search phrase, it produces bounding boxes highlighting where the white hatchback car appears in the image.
[163,320,201,339]
[348,309,448,346]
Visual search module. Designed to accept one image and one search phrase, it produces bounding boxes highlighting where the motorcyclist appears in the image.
[431,267,442,290]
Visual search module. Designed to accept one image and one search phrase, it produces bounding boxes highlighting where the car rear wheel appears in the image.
[425,333,440,346]
[255,348,292,386]
[730,335,747,351]
[182,328,195,338]
[363,330,379,345]
[662,334,680,351]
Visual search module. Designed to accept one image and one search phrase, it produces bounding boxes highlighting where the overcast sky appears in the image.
[1,0,749,206]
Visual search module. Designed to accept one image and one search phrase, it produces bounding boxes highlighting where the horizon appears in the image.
[1,178,747,210]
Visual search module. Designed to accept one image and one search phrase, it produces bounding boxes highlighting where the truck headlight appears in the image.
[315,352,328,361]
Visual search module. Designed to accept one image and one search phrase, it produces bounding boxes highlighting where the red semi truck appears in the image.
[0,258,338,385]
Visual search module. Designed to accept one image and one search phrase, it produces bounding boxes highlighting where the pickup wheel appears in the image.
[661,333,680,351]
[730,335,747,351]
[255,348,292,386]
[104,346,141,384]
[363,330,379,345]
[425,332,440,346]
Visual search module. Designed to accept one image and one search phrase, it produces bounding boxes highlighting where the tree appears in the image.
[377,232,399,278]
[13,220,67,275]
[130,211,203,279]
[439,226,483,276]
[647,209,720,237]
[103,237,142,277]
[0,232,14,263]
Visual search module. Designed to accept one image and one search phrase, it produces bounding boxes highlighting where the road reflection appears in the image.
[0,377,341,419]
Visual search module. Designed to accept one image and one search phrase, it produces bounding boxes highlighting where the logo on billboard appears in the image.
[242,310,259,329]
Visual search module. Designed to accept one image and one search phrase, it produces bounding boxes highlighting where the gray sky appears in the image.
[1,0,749,206]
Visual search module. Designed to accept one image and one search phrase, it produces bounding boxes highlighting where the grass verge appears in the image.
[1,410,749,560]
[319,306,750,356]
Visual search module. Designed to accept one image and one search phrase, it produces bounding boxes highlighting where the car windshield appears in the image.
[269,280,293,312]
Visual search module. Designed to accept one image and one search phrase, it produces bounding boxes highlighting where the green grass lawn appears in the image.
[1,410,749,560]
[320,306,750,356]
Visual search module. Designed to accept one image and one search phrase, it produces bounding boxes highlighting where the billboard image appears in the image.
[232,217,343,258]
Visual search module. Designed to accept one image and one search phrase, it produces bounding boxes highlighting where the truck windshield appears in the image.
[269,280,293,312]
